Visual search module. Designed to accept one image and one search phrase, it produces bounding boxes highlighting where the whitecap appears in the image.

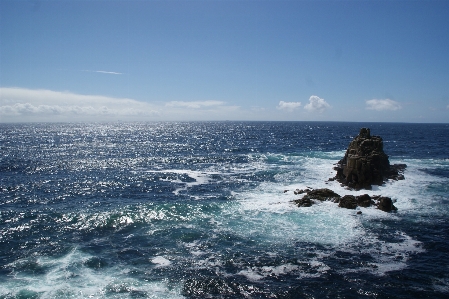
[151,256,172,268]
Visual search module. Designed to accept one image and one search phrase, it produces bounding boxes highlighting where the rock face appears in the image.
[334,128,406,190]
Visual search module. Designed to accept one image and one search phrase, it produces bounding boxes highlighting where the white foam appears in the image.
[2,153,440,297]
[1,249,184,299]
[146,169,220,196]
[237,268,265,281]
[151,256,172,268]
[220,153,434,277]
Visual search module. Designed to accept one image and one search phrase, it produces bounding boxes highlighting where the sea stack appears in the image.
[334,128,406,190]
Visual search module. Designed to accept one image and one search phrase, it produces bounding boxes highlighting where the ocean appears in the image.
[1,121,448,298]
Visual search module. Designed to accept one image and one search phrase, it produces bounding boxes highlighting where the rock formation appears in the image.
[338,195,358,209]
[299,188,341,202]
[292,188,340,207]
[334,128,406,190]
[292,188,397,212]
[375,196,398,212]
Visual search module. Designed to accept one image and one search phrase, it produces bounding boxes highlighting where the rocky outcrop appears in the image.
[356,194,373,207]
[375,196,398,212]
[338,195,357,209]
[292,188,396,212]
[300,188,341,202]
[292,197,313,207]
[334,128,406,190]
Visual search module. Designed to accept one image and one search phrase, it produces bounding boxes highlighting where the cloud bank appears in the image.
[366,99,402,111]
[0,87,158,122]
[304,95,331,113]
[277,101,302,111]
[0,87,242,122]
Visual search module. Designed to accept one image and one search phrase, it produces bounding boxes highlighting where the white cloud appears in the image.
[304,95,331,113]
[277,101,301,111]
[0,87,159,122]
[165,100,225,109]
[0,87,245,122]
[366,99,402,111]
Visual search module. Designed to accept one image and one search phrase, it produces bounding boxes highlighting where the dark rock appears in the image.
[356,194,372,207]
[301,188,341,202]
[387,164,407,180]
[292,197,313,207]
[294,189,310,195]
[357,211,363,215]
[334,128,406,190]
[292,188,397,213]
[377,196,397,212]
[338,195,358,209]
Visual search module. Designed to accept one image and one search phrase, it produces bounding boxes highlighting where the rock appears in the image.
[334,128,406,190]
[292,188,397,213]
[377,196,397,212]
[388,164,407,180]
[357,211,363,215]
[301,188,341,202]
[338,195,357,209]
[356,194,372,207]
[292,197,313,207]
[294,188,310,195]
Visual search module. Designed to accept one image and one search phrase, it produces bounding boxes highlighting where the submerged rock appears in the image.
[334,128,406,190]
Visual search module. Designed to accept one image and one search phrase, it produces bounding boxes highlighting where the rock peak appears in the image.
[358,127,371,139]
[334,128,406,190]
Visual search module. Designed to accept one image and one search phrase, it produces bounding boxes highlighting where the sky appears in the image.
[1,0,448,123]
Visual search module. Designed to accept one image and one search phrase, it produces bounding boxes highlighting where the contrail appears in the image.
[82,70,123,75]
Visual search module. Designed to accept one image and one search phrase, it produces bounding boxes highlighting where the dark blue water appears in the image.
[1,122,448,298]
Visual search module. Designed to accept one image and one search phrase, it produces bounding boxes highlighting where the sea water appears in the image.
[1,122,448,298]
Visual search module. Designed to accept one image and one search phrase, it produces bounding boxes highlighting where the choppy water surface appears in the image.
[1,122,448,298]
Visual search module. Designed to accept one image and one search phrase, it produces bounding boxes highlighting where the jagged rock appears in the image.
[338,195,357,209]
[301,188,341,202]
[377,196,397,212]
[334,128,406,190]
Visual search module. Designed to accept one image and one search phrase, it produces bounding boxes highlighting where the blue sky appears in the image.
[1,0,448,122]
